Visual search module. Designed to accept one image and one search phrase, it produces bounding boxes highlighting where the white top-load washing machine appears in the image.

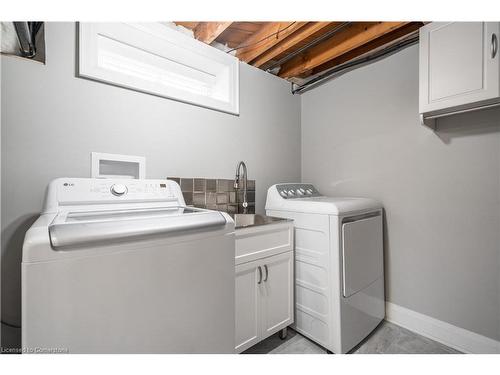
[266,183,385,353]
[22,178,235,353]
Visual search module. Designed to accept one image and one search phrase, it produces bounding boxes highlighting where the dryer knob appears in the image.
[111,184,128,196]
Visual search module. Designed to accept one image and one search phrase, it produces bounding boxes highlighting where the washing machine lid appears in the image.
[49,206,227,250]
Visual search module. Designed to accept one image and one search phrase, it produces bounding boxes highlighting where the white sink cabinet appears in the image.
[234,220,294,353]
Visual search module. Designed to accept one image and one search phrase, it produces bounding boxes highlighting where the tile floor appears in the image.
[243,321,461,354]
[2,320,461,354]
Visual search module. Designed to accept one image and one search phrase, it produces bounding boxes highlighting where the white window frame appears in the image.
[78,22,239,115]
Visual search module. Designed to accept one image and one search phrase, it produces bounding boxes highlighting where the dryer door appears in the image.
[341,214,383,298]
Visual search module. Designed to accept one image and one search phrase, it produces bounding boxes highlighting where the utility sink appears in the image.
[233,213,290,229]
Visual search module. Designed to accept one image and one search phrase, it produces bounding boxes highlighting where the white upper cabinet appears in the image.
[419,22,500,119]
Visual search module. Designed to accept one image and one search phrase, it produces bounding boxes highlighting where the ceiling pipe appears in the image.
[265,22,352,73]
[13,21,42,58]
[291,34,419,94]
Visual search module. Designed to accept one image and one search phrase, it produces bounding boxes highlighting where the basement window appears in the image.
[78,23,239,115]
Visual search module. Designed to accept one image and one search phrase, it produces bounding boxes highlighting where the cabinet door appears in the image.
[234,260,262,353]
[419,22,500,113]
[261,252,294,337]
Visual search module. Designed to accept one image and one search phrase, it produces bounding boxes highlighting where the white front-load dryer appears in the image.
[266,183,385,353]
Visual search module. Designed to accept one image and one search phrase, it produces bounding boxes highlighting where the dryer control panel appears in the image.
[276,184,321,199]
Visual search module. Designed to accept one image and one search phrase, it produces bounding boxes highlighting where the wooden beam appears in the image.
[174,22,199,30]
[302,22,423,77]
[236,22,308,63]
[278,22,409,78]
[193,22,233,44]
[251,22,341,68]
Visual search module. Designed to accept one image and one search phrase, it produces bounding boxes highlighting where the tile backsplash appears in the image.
[168,177,255,214]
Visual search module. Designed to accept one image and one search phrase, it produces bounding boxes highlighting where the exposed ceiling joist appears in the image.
[302,22,422,78]
[236,22,307,63]
[171,21,423,85]
[174,22,199,30]
[250,22,341,68]
[193,22,233,44]
[278,22,409,78]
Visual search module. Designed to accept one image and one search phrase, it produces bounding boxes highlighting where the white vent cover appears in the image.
[91,152,145,179]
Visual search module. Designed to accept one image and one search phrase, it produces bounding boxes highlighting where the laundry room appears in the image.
[1,1,499,374]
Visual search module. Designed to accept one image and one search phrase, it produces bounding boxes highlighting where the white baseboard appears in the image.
[385,302,500,354]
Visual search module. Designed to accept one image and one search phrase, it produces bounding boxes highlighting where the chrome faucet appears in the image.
[234,161,248,214]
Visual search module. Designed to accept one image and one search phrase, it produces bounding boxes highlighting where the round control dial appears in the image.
[110,184,128,196]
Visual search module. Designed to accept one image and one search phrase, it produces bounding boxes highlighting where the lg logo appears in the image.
[63,183,75,187]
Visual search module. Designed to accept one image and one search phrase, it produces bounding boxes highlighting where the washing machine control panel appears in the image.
[276,184,321,199]
[56,178,179,205]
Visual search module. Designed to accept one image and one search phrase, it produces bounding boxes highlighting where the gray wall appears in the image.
[301,45,500,341]
[1,22,301,336]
